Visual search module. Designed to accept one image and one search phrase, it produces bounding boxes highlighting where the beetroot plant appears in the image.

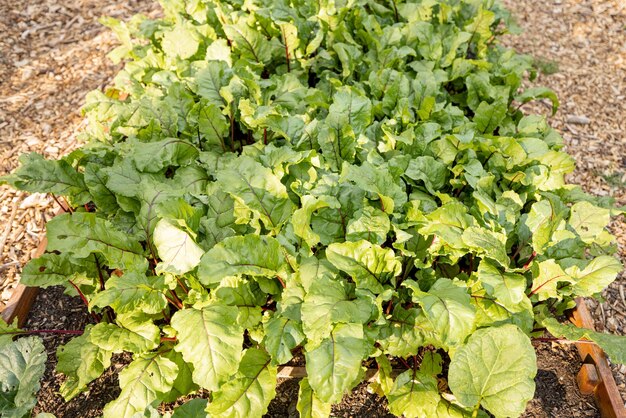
[2,0,625,417]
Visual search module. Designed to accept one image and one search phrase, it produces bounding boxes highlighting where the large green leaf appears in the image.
[172,399,209,418]
[128,138,198,173]
[215,276,266,329]
[567,256,623,296]
[89,273,167,315]
[301,274,373,343]
[206,348,277,418]
[153,219,205,275]
[197,234,288,287]
[21,253,96,288]
[326,87,372,136]
[102,352,178,417]
[46,213,148,273]
[0,321,21,346]
[292,195,339,247]
[57,326,113,400]
[326,240,401,293]
[341,161,406,214]
[542,318,626,364]
[223,21,275,65]
[404,156,448,195]
[1,153,90,205]
[296,377,332,418]
[262,315,305,365]
[461,227,509,268]
[162,23,200,59]
[419,202,475,249]
[520,199,562,254]
[386,369,440,418]
[171,305,243,391]
[529,259,573,301]
[216,157,295,231]
[568,201,611,244]
[89,321,160,354]
[305,323,369,403]
[378,306,424,358]
[0,337,46,418]
[448,324,536,418]
[476,260,528,312]
[405,279,476,350]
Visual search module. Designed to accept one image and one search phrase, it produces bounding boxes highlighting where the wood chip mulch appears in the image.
[1,0,625,410]
[502,0,626,404]
[0,0,159,306]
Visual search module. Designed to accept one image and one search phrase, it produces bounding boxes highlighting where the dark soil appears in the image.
[27,286,599,417]
[521,344,599,418]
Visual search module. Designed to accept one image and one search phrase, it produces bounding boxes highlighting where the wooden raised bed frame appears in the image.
[2,234,625,417]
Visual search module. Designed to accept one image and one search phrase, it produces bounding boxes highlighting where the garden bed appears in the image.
[5,0,623,415]
[2,229,620,417]
[4,286,599,417]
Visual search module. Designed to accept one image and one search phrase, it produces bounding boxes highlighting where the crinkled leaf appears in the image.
[301,274,373,343]
[405,279,476,350]
[128,138,198,173]
[215,276,266,329]
[327,87,372,136]
[346,206,390,245]
[404,156,448,195]
[1,153,90,205]
[223,21,274,65]
[89,321,159,354]
[476,260,527,311]
[0,336,46,418]
[387,369,440,418]
[461,227,509,268]
[378,306,424,358]
[342,161,406,214]
[217,157,295,231]
[568,201,611,244]
[21,253,96,288]
[568,256,623,296]
[172,399,208,418]
[529,259,573,301]
[292,195,339,247]
[263,315,305,365]
[162,24,199,59]
[90,273,167,315]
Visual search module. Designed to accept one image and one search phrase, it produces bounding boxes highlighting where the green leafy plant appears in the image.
[0,322,47,418]
[2,0,625,417]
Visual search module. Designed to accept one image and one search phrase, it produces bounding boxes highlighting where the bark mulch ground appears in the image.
[502,0,626,403]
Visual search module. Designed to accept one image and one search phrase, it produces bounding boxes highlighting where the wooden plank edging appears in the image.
[571,297,626,418]
[0,235,46,327]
